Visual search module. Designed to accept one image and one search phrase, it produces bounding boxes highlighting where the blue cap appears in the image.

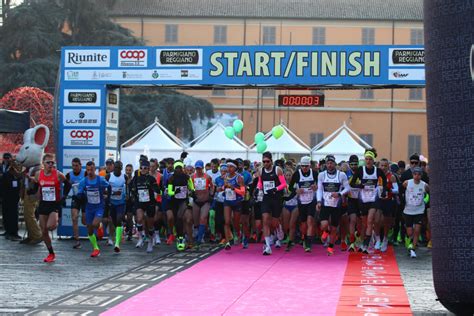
[195,160,204,168]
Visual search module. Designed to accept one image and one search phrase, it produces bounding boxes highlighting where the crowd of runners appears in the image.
[24,149,430,263]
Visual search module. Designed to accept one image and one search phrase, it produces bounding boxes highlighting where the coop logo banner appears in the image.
[156,48,203,67]
[63,129,101,147]
[65,49,110,68]
[118,49,148,67]
[63,109,102,127]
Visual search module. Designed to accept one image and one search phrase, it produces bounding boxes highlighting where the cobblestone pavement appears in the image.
[394,245,454,316]
[0,232,176,315]
[0,230,457,315]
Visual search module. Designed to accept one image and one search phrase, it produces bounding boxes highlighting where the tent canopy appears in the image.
[120,118,185,167]
[312,122,371,162]
[248,124,311,161]
[187,123,249,162]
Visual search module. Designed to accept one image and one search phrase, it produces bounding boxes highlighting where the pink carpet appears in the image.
[102,244,349,316]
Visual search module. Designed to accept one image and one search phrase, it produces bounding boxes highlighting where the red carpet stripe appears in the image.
[336,246,412,316]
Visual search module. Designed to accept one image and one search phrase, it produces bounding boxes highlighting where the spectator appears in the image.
[1,153,22,240]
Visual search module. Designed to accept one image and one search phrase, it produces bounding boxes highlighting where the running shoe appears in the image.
[114,246,120,253]
[242,237,249,249]
[224,242,231,251]
[341,241,348,252]
[410,249,417,258]
[219,238,227,246]
[262,245,272,255]
[136,238,144,248]
[327,246,334,256]
[107,238,114,247]
[304,246,312,253]
[321,231,329,244]
[90,249,100,257]
[348,243,356,252]
[285,241,294,252]
[374,240,381,251]
[43,253,55,263]
[275,240,282,249]
[166,234,175,245]
[176,237,186,251]
[147,240,153,253]
[381,240,389,252]
[154,234,161,245]
[73,241,82,249]
[427,240,432,249]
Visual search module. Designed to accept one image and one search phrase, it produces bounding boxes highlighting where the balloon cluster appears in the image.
[224,119,244,139]
[254,125,285,154]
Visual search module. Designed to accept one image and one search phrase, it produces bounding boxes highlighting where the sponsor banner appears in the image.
[105,149,117,161]
[106,129,118,148]
[64,49,110,68]
[388,68,425,81]
[107,89,120,110]
[389,48,425,67]
[106,110,119,129]
[64,89,101,107]
[156,48,203,67]
[63,129,101,147]
[63,109,102,127]
[118,49,148,67]
[63,148,100,166]
[64,69,203,81]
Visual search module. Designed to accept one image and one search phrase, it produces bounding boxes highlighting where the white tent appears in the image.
[312,122,372,162]
[120,118,185,168]
[186,123,249,162]
[248,124,311,161]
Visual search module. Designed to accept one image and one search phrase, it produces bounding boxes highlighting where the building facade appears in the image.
[111,0,426,162]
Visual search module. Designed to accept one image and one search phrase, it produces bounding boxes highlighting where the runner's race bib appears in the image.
[286,196,298,206]
[299,188,314,204]
[87,190,100,204]
[257,189,264,202]
[263,181,275,194]
[42,187,56,202]
[194,178,206,191]
[138,189,150,202]
[225,188,237,201]
[361,185,377,202]
[111,187,123,200]
[408,190,423,206]
[72,183,79,196]
[323,191,339,208]
[175,186,188,199]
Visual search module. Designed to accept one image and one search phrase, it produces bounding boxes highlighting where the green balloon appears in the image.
[256,141,267,153]
[233,119,244,133]
[254,132,265,143]
[272,125,284,139]
[224,126,235,139]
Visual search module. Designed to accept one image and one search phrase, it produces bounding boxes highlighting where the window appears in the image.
[362,28,375,45]
[312,27,326,44]
[212,89,225,96]
[214,25,227,44]
[165,25,178,43]
[262,26,276,45]
[410,29,424,45]
[409,88,423,100]
[408,135,421,158]
[261,88,275,98]
[360,89,374,99]
[310,133,324,147]
[360,134,373,146]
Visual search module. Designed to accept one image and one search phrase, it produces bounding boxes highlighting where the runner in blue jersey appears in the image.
[77,161,109,258]
[66,157,86,249]
[213,164,227,244]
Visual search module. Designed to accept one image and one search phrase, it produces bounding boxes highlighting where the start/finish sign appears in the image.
[56,44,424,236]
[61,45,425,87]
